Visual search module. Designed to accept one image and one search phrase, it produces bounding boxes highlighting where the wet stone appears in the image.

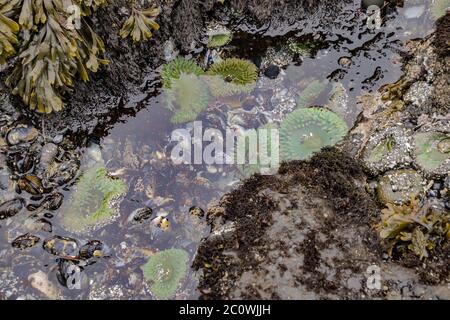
[264,64,280,79]
[11,234,40,250]
[0,198,24,220]
[6,125,39,146]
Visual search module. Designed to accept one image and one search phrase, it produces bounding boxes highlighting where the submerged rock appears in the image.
[194,149,448,299]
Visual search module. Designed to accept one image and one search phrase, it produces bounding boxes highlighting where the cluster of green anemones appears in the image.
[0,0,110,113]
[161,57,259,124]
[141,248,189,300]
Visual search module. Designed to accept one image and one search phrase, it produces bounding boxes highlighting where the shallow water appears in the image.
[0,0,439,299]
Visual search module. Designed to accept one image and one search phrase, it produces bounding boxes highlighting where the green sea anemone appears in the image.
[207,25,232,48]
[297,80,327,109]
[362,126,413,175]
[165,73,210,124]
[430,0,450,20]
[161,57,204,89]
[279,108,348,161]
[376,169,425,205]
[119,6,160,43]
[141,248,189,300]
[205,58,258,97]
[413,131,450,177]
[60,165,127,235]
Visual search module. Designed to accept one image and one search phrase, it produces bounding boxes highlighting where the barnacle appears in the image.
[165,73,209,124]
[161,57,204,89]
[430,0,450,20]
[207,24,232,48]
[60,165,127,235]
[205,58,258,97]
[279,107,348,161]
[141,248,189,300]
[377,198,449,259]
[297,80,327,108]
[413,131,450,177]
[0,0,19,64]
[6,17,108,113]
[119,5,160,43]
[376,169,425,205]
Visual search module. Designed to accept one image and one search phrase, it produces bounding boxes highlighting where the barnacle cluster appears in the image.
[1,0,109,113]
[205,58,258,97]
[119,4,160,43]
[165,73,209,124]
[279,107,348,161]
[141,248,189,300]
[60,165,127,235]
[376,169,425,205]
[378,198,450,259]
[161,57,204,89]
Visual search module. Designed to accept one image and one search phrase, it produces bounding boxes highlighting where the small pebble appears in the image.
[264,64,280,79]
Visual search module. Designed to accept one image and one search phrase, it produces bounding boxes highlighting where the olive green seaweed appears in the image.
[61,165,126,234]
[119,5,160,43]
[141,248,189,300]
[1,0,109,113]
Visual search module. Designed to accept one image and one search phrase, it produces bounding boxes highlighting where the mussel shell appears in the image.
[79,240,108,259]
[11,234,40,250]
[18,175,45,195]
[6,125,39,146]
[43,236,79,258]
[130,207,153,223]
[0,198,25,219]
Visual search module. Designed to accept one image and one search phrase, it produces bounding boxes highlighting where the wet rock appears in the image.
[264,64,280,79]
[6,125,39,146]
[0,198,24,220]
[376,169,425,205]
[43,236,79,259]
[28,270,60,299]
[11,234,40,250]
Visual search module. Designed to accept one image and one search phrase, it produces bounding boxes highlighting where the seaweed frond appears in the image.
[0,0,20,64]
[377,198,450,259]
[119,5,160,43]
[6,16,108,113]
